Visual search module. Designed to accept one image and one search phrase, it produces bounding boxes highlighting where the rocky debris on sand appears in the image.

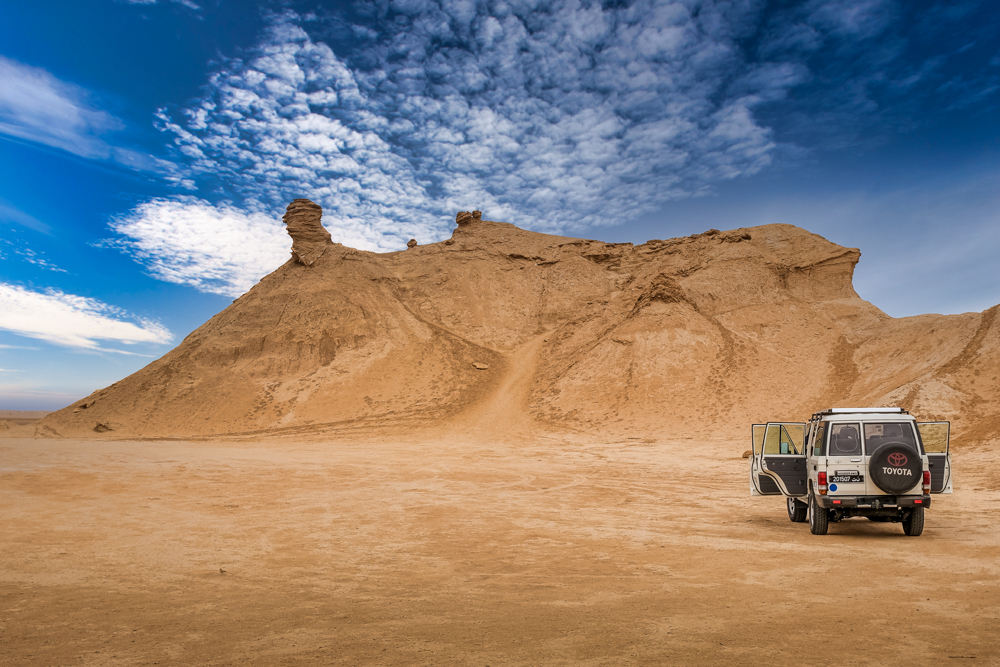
[472,362,489,370]
[742,450,752,458]
[94,422,115,433]
[456,211,473,225]
[407,239,417,249]
[283,199,332,266]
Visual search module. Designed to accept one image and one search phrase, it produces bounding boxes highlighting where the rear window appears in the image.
[828,423,862,456]
[863,422,917,454]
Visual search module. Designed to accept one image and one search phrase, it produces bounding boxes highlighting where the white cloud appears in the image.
[0,237,67,273]
[0,56,123,160]
[0,200,51,234]
[116,5,798,293]
[131,1,993,297]
[0,283,173,352]
[0,56,172,174]
[109,197,291,297]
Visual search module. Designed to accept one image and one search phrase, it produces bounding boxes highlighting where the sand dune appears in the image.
[33,202,999,445]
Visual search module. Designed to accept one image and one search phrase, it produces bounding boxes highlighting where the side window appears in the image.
[813,422,827,456]
[764,424,804,455]
[781,424,804,454]
[752,424,766,455]
[918,422,949,454]
[828,423,861,456]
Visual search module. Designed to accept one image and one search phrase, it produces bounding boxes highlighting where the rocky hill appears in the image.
[36,200,1000,444]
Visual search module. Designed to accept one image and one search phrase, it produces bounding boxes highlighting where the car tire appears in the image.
[868,442,922,494]
[809,493,829,535]
[902,507,924,536]
[787,497,807,522]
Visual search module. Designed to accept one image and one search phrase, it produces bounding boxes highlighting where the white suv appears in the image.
[749,408,952,536]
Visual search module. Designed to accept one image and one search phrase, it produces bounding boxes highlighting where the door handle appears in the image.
[850,458,862,462]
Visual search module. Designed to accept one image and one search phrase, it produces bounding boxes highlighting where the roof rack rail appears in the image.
[811,407,909,419]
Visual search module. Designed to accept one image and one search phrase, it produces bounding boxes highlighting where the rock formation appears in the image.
[456,211,473,225]
[34,204,1000,447]
[407,239,417,249]
[283,199,331,266]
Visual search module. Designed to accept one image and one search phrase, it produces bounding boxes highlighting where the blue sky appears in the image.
[1,0,999,410]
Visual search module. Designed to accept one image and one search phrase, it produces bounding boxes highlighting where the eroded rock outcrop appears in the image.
[283,199,332,266]
[456,211,473,225]
[33,209,1000,446]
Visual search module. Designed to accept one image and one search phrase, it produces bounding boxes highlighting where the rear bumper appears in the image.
[817,495,931,510]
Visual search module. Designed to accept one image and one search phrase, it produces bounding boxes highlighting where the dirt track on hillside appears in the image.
[2,429,998,666]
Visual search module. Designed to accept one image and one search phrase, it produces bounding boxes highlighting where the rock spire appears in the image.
[283,199,332,266]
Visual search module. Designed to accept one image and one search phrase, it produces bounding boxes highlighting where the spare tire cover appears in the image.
[868,443,922,494]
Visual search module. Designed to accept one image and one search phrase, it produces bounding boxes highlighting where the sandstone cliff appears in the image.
[37,201,1000,444]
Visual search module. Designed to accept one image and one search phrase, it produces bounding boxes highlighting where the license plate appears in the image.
[830,474,864,483]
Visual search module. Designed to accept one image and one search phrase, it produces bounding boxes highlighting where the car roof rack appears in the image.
[811,407,909,419]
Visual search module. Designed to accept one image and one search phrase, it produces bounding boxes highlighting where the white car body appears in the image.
[749,408,951,535]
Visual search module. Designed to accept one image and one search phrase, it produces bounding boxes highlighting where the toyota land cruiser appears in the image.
[749,408,951,536]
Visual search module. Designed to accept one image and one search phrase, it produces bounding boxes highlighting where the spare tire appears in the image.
[868,442,922,494]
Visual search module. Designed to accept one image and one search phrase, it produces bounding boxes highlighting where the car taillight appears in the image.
[923,470,931,494]
[818,471,828,496]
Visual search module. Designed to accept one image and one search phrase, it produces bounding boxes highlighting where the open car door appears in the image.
[917,421,952,494]
[749,424,778,495]
[751,422,807,497]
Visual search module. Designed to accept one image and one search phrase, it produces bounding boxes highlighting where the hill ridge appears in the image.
[32,202,999,445]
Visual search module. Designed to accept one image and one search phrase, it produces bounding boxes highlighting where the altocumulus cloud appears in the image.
[0,283,173,353]
[114,0,877,293]
[110,197,290,297]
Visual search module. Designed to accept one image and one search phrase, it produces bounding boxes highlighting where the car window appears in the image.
[813,422,827,456]
[828,423,861,456]
[863,422,917,454]
[918,423,949,454]
[752,424,766,455]
[763,423,804,455]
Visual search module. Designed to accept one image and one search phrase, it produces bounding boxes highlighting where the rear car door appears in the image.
[754,422,807,497]
[918,422,952,493]
[750,424,781,495]
[826,422,869,498]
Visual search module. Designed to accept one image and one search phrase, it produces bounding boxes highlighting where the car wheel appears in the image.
[902,507,924,536]
[809,493,829,535]
[787,497,807,523]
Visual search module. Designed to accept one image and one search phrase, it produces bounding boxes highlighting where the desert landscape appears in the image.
[3,203,999,665]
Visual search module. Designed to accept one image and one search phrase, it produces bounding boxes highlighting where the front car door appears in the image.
[917,421,952,493]
[753,422,807,497]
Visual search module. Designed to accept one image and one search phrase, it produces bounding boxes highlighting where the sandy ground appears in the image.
[2,429,999,667]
